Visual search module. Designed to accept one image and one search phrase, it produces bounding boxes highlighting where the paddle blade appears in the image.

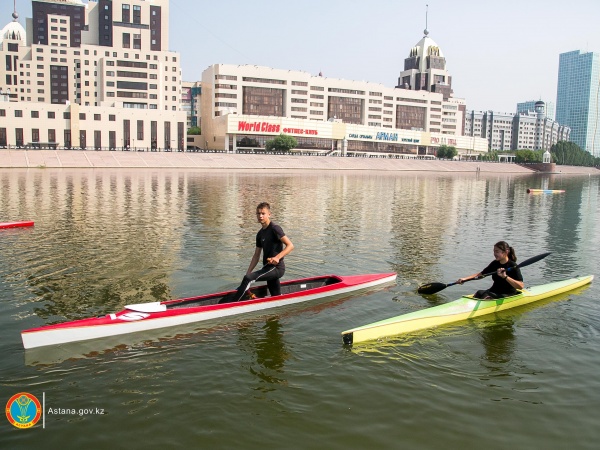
[516,252,551,269]
[417,282,448,295]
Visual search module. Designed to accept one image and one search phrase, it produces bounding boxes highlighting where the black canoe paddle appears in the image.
[417,252,551,295]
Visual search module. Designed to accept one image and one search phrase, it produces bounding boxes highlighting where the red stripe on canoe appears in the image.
[0,221,35,229]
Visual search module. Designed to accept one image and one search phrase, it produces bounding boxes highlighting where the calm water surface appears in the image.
[1,168,599,449]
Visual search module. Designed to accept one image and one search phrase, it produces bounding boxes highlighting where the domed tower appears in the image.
[0,1,26,101]
[534,100,546,119]
[0,1,26,48]
[397,10,453,100]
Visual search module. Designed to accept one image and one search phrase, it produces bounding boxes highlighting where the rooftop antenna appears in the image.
[12,0,19,21]
[424,4,429,36]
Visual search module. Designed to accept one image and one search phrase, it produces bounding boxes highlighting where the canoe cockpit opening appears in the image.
[168,276,341,308]
[279,276,340,295]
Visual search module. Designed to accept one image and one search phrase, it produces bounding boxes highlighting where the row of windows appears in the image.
[3,109,116,121]
[1,124,184,150]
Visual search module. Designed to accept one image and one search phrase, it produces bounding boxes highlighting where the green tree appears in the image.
[436,145,457,159]
[265,134,297,152]
[514,149,543,163]
[551,141,600,167]
[187,126,201,135]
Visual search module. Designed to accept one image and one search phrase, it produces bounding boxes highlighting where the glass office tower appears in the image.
[556,50,600,156]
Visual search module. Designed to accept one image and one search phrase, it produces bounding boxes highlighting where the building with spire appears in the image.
[0,0,186,150]
[397,29,453,101]
[198,22,480,156]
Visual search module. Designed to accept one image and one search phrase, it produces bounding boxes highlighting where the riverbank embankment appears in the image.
[1,150,598,174]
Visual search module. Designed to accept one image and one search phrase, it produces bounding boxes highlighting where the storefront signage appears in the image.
[431,137,456,145]
[349,132,419,144]
[237,121,318,135]
[238,121,281,133]
[282,127,318,136]
[376,132,399,142]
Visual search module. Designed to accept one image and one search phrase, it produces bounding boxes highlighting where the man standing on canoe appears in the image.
[457,241,524,299]
[227,202,294,302]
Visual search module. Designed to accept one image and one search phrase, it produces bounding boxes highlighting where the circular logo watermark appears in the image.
[6,392,42,429]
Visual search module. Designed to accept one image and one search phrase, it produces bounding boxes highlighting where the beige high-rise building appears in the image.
[0,0,186,150]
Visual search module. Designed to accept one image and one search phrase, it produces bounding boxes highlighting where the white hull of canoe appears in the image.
[22,274,396,349]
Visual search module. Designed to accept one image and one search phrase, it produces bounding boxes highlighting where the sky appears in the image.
[7,0,600,114]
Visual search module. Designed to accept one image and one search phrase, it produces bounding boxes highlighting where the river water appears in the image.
[1,168,599,449]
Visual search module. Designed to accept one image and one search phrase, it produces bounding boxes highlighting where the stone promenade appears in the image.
[1,150,598,174]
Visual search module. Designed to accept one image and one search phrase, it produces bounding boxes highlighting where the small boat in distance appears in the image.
[0,221,34,229]
[22,272,397,349]
[527,188,565,194]
[342,275,593,345]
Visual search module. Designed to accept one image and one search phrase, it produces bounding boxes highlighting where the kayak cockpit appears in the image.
[166,275,342,309]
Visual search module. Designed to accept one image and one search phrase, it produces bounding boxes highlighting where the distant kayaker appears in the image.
[227,202,294,302]
[457,241,524,299]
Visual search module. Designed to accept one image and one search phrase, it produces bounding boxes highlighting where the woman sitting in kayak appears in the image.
[457,241,524,299]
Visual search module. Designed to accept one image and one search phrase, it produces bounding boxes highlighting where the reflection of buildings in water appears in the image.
[521,174,599,277]
[388,175,470,279]
[236,318,290,388]
[0,169,188,320]
[184,172,311,277]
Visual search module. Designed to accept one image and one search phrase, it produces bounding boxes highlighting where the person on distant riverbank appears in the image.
[457,241,523,299]
[224,202,294,303]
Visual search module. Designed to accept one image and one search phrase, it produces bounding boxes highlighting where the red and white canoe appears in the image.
[21,272,396,349]
[0,221,34,229]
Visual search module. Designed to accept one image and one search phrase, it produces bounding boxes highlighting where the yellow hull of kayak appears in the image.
[342,275,593,345]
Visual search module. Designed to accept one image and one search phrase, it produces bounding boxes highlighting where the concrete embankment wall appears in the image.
[1,150,598,174]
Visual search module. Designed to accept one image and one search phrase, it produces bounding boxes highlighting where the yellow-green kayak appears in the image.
[342,275,593,345]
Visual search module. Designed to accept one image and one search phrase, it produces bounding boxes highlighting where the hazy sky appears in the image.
[8,0,600,113]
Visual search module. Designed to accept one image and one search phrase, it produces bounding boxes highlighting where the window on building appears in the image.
[16,128,24,146]
[133,5,141,24]
[0,127,7,146]
[122,4,130,23]
[64,129,71,148]
[137,120,144,140]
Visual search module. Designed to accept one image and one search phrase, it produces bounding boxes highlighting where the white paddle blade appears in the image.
[125,302,167,313]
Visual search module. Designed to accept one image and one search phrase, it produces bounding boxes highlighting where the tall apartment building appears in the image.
[465,102,570,152]
[0,0,186,150]
[464,111,514,151]
[517,99,555,120]
[556,50,600,156]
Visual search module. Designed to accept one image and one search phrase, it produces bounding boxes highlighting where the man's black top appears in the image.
[256,222,286,270]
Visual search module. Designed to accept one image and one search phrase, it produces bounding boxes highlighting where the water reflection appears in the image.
[237,318,290,390]
[478,319,516,365]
